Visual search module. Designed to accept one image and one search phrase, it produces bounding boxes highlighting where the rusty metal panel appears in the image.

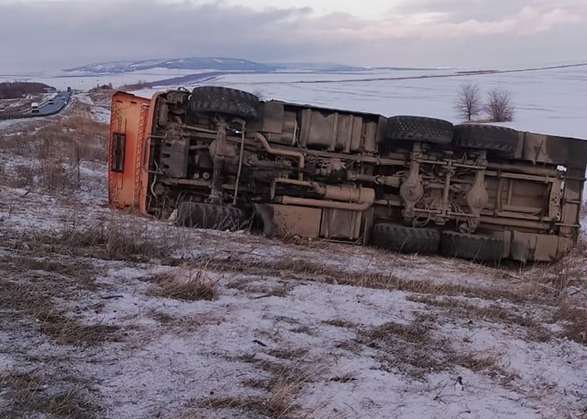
[560,168,584,236]
[259,101,285,133]
[299,110,369,153]
[363,120,378,153]
[320,209,362,240]
[271,205,322,238]
[512,132,525,159]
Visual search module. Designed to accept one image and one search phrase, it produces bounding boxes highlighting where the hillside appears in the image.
[0,82,55,99]
[64,57,277,75]
[0,94,586,419]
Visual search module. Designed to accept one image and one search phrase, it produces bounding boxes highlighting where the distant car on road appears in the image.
[31,102,39,113]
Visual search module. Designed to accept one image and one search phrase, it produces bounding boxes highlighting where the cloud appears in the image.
[0,0,585,72]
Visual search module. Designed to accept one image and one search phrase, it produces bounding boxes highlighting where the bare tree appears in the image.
[485,88,515,122]
[454,83,482,121]
[252,88,266,101]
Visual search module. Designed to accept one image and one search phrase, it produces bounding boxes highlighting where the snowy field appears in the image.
[193,66,587,140]
[2,63,586,139]
[123,65,587,140]
[0,96,587,419]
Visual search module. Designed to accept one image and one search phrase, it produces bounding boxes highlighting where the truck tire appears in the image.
[372,224,440,254]
[385,116,454,145]
[189,86,260,121]
[176,202,246,231]
[453,125,518,153]
[439,231,503,262]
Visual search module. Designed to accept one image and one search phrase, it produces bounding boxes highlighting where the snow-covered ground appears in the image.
[1,99,587,419]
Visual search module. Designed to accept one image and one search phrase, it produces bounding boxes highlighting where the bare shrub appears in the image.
[454,83,482,121]
[38,158,76,191]
[0,111,108,192]
[485,88,515,122]
[251,88,266,101]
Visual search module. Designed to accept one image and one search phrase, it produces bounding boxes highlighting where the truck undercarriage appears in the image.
[108,87,587,263]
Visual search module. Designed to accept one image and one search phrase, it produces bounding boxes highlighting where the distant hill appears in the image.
[64,57,277,75]
[267,62,365,72]
[63,57,376,75]
[0,82,55,99]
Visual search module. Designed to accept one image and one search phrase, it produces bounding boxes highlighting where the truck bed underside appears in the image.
[108,89,587,263]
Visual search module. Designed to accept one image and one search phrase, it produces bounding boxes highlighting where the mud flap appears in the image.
[253,204,274,238]
[510,231,573,262]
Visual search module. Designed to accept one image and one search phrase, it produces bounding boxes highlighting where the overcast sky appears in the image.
[1,0,586,73]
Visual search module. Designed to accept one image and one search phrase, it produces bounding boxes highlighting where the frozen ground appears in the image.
[0,99,586,419]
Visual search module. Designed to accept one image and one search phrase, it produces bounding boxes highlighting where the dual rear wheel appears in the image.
[372,223,503,263]
[385,115,518,154]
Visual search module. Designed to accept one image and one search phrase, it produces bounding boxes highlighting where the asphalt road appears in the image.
[25,91,71,116]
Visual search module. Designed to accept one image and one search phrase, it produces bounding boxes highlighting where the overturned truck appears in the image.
[108,87,587,262]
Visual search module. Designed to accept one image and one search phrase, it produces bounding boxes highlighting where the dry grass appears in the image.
[0,110,108,193]
[358,318,443,378]
[180,256,547,305]
[39,313,121,346]
[358,315,515,381]
[201,357,319,419]
[554,303,587,345]
[407,295,552,342]
[266,348,309,360]
[17,215,183,262]
[0,254,121,347]
[322,318,356,328]
[0,371,98,419]
[226,278,292,298]
[152,270,219,301]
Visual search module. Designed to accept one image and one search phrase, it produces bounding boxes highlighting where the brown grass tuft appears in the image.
[407,295,552,342]
[200,358,318,418]
[322,318,356,328]
[358,315,516,381]
[153,271,219,301]
[0,370,98,419]
[554,303,587,345]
